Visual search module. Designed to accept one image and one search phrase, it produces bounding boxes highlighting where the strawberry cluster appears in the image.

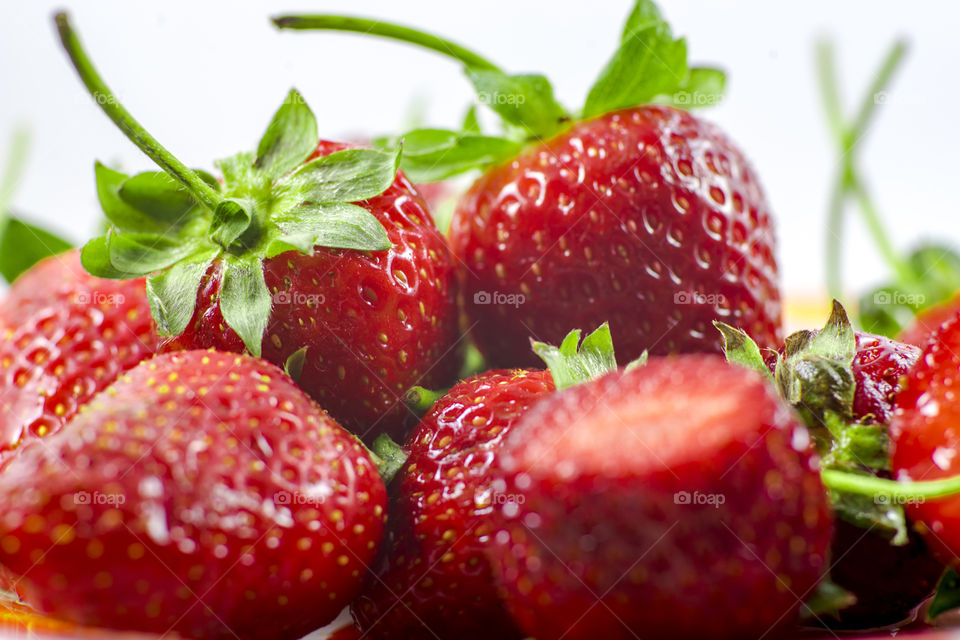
[1,2,960,640]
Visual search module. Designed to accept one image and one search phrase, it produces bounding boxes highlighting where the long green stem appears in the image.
[824,168,848,299]
[844,40,908,151]
[848,166,915,286]
[271,14,502,72]
[822,469,960,502]
[0,127,29,227]
[54,13,223,214]
[815,39,845,147]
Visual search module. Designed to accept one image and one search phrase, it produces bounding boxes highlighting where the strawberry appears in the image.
[891,311,960,561]
[0,249,156,453]
[275,0,783,368]
[0,350,388,640]
[486,355,831,640]
[898,292,960,348]
[353,324,639,639]
[55,14,460,443]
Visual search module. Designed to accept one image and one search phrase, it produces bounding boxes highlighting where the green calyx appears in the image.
[533,322,646,391]
[273,0,725,183]
[56,13,401,357]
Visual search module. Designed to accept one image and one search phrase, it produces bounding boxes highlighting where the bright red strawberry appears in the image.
[56,15,460,444]
[0,249,156,453]
[0,350,388,640]
[353,368,555,639]
[487,356,831,640]
[898,293,960,348]
[891,311,960,561]
[275,2,783,369]
[849,332,920,425]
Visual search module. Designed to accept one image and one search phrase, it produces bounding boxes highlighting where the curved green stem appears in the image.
[848,165,915,287]
[370,434,408,484]
[815,39,845,147]
[272,14,502,72]
[405,385,447,417]
[0,127,29,222]
[822,469,960,501]
[844,40,908,151]
[54,13,223,214]
[824,168,848,299]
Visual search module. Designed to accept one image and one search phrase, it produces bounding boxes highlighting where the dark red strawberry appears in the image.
[352,324,638,639]
[0,350,388,640]
[849,332,920,425]
[486,355,830,640]
[891,311,960,561]
[0,249,156,453]
[353,368,554,639]
[275,2,783,369]
[55,14,460,443]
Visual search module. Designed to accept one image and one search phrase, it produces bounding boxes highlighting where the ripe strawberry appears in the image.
[848,332,920,425]
[275,0,784,368]
[891,311,960,561]
[486,355,830,640]
[0,350,388,640]
[56,14,460,443]
[898,293,960,348]
[352,324,640,638]
[0,249,156,453]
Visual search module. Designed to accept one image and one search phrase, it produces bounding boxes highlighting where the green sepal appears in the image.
[145,249,217,337]
[928,568,960,621]
[462,105,481,134]
[271,202,391,255]
[802,579,857,619]
[0,216,73,284]
[624,351,648,372]
[80,236,132,279]
[381,128,521,183]
[667,67,726,108]
[284,346,308,383]
[210,198,254,249]
[829,480,909,546]
[118,171,197,225]
[96,162,180,235]
[285,146,401,204]
[218,255,271,357]
[583,0,690,119]
[255,88,319,180]
[465,68,567,139]
[714,321,773,381]
[215,151,257,188]
[370,433,408,485]
[532,323,619,390]
[405,385,449,418]
[107,232,200,277]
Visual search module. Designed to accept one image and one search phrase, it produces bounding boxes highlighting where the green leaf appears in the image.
[95,162,177,235]
[583,1,689,119]
[385,128,521,183]
[802,579,857,619]
[80,236,132,279]
[118,171,196,224]
[215,152,256,187]
[462,105,481,134]
[255,88,319,179]
[714,321,774,381]
[0,216,73,284]
[624,350,648,372]
[286,147,401,204]
[271,202,391,255]
[821,414,890,472]
[667,67,726,108]
[830,481,908,545]
[532,323,619,390]
[107,232,200,277]
[219,255,271,357]
[928,568,960,621]
[145,250,217,337]
[466,68,567,139]
[284,346,308,383]
[210,198,254,248]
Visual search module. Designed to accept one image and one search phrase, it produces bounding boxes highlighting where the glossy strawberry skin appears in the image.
[898,293,960,348]
[450,106,782,369]
[0,249,157,454]
[161,141,462,443]
[892,311,960,562]
[353,369,554,639]
[850,332,920,425]
[0,351,388,640]
[488,356,831,640]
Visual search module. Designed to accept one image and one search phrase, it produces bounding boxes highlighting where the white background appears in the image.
[1,0,958,298]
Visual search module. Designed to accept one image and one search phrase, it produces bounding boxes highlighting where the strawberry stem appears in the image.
[0,127,29,224]
[822,469,960,502]
[405,385,447,417]
[54,13,225,215]
[818,38,911,298]
[370,434,407,484]
[271,14,502,72]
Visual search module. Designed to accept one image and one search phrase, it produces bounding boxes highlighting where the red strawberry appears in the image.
[487,356,831,640]
[891,311,960,561]
[56,15,460,443]
[0,350,388,640]
[0,249,156,453]
[353,368,555,639]
[898,293,960,348]
[849,332,920,425]
[274,3,783,369]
